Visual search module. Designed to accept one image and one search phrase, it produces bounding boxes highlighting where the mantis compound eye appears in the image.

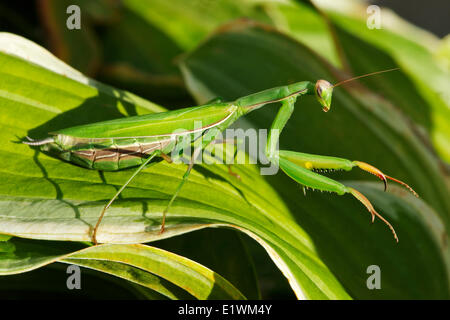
[315,79,333,112]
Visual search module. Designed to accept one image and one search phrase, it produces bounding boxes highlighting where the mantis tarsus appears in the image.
[24,68,417,244]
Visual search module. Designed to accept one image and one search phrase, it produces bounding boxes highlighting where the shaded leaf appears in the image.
[65,244,246,299]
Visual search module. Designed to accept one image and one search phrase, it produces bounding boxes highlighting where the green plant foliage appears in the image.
[0,0,449,300]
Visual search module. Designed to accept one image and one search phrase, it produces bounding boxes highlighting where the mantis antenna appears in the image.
[332,67,400,88]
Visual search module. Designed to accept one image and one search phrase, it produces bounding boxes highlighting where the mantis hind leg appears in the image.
[159,146,203,234]
[278,151,418,242]
[92,150,165,244]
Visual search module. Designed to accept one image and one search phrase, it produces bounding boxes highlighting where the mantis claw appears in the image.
[354,161,418,197]
[354,161,387,191]
[91,229,98,245]
[385,175,419,197]
[348,187,398,242]
[159,224,165,235]
[160,208,167,235]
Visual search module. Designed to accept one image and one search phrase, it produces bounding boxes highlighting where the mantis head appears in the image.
[315,68,400,113]
[315,80,333,112]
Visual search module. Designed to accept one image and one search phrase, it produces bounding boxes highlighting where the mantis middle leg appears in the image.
[160,137,242,233]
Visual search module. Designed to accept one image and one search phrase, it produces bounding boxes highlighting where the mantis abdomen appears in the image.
[41,136,176,171]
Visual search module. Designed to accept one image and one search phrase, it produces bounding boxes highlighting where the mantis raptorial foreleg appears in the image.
[277,154,404,240]
[265,97,297,163]
[264,92,416,242]
[279,151,418,196]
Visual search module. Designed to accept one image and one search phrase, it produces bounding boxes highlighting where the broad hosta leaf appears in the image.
[119,0,339,66]
[179,20,450,299]
[0,238,83,274]
[121,0,271,51]
[0,262,160,299]
[98,5,187,101]
[269,0,340,66]
[0,238,242,299]
[37,0,190,101]
[0,33,352,299]
[154,228,261,300]
[63,244,246,300]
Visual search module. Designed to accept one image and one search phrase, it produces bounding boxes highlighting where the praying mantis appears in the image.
[24,68,417,244]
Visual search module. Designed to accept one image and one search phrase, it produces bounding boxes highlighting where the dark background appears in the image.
[371,0,449,37]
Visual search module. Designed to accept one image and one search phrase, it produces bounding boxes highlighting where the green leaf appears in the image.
[0,238,243,299]
[98,6,187,100]
[277,177,450,299]
[61,258,193,299]
[0,234,11,242]
[0,32,351,299]
[0,263,158,299]
[64,244,246,300]
[269,0,340,66]
[154,228,261,299]
[117,0,340,67]
[0,238,84,274]
[179,20,450,299]
[121,0,271,51]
